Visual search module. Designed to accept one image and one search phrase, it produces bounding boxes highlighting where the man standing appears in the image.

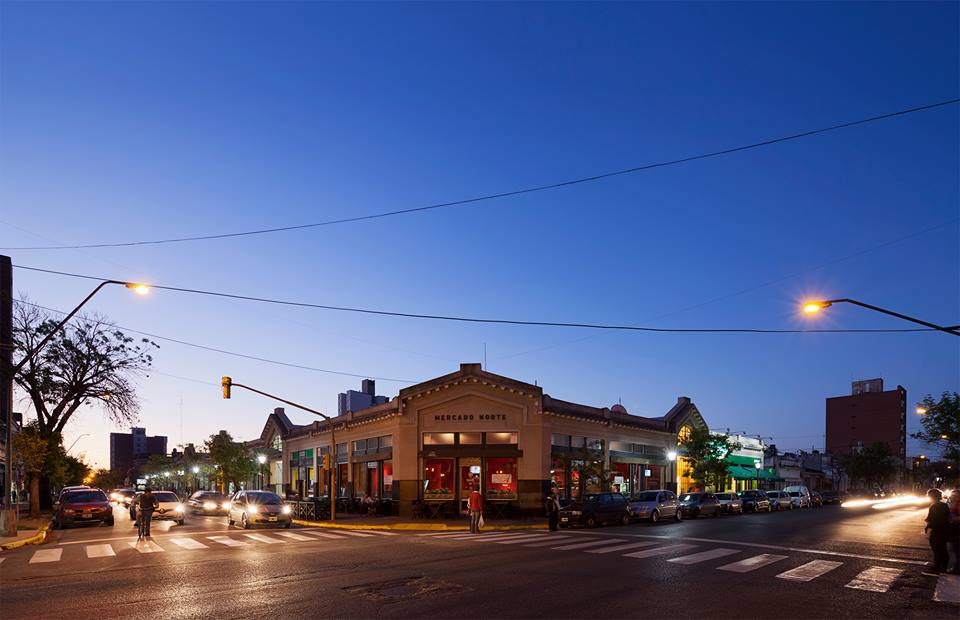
[137,487,159,539]
[924,488,950,574]
[546,489,560,532]
[468,476,483,534]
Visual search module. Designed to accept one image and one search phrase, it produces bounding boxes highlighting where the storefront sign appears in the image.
[433,413,507,422]
[491,473,512,484]
[614,476,624,485]
[644,469,652,477]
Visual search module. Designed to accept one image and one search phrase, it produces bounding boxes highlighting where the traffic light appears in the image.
[221,376,232,399]
[322,454,330,469]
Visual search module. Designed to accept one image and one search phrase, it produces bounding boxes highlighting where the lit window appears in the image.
[423,433,455,445]
[485,432,517,445]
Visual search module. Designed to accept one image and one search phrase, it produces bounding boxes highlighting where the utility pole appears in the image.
[1,255,16,536]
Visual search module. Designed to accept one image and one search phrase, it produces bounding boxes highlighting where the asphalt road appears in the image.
[1,502,957,619]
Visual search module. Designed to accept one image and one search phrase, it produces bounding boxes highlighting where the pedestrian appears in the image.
[468,476,483,534]
[923,488,950,574]
[137,487,160,539]
[546,490,560,532]
[948,489,960,575]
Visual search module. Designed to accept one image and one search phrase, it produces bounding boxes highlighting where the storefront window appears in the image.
[368,461,379,498]
[459,458,482,499]
[486,432,518,445]
[486,457,517,499]
[423,433,455,445]
[550,459,567,498]
[611,462,630,495]
[459,432,482,445]
[337,463,349,498]
[423,458,454,499]
[645,464,662,491]
[383,460,393,496]
[570,460,584,500]
[551,434,571,448]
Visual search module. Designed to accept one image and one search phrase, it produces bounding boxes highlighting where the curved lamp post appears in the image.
[802,298,959,336]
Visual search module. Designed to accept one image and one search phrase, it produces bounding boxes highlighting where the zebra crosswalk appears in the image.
[415,530,934,600]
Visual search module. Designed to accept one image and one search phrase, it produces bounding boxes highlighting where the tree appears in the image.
[90,468,124,490]
[679,427,740,492]
[205,431,257,494]
[911,392,959,463]
[12,424,49,517]
[841,442,896,491]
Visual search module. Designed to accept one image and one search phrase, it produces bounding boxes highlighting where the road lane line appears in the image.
[718,553,789,573]
[623,544,697,559]
[844,567,903,593]
[128,541,165,553]
[494,535,553,544]
[85,544,116,558]
[300,530,348,540]
[336,530,374,537]
[29,549,63,563]
[552,538,628,551]
[207,536,248,547]
[668,547,741,565]
[523,537,572,547]
[451,533,532,541]
[584,541,660,554]
[168,537,209,550]
[933,574,960,604]
[274,531,314,542]
[244,533,283,544]
[776,560,843,582]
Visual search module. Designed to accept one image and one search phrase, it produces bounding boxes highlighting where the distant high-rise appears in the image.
[337,379,388,416]
[825,379,906,466]
[110,427,168,478]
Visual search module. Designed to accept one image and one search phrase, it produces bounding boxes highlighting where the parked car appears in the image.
[784,485,812,508]
[677,492,720,518]
[715,492,743,515]
[809,491,823,507]
[227,490,292,529]
[128,491,186,525]
[820,490,844,505]
[627,490,681,523]
[54,489,114,528]
[766,490,793,510]
[57,485,90,502]
[187,491,231,514]
[558,492,631,528]
[739,489,772,513]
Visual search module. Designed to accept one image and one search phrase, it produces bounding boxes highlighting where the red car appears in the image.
[54,489,115,528]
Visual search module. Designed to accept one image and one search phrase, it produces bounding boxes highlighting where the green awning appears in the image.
[725,455,763,467]
[727,465,778,480]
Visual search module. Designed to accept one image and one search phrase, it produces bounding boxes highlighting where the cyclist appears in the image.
[136,487,160,539]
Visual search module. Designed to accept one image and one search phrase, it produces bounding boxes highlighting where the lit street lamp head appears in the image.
[667,451,677,462]
[125,282,151,295]
[802,301,832,315]
[916,406,928,415]
[257,454,267,464]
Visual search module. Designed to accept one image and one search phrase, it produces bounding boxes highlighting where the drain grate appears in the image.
[343,576,467,601]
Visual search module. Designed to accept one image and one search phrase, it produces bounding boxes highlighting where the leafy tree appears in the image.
[205,431,257,494]
[840,442,896,491]
[911,392,959,463]
[679,427,740,492]
[12,423,49,517]
[90,468,124,490]
[139,453,174,480]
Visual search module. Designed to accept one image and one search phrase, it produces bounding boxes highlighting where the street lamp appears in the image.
[65,433,91,454]
[220,376,338,522]
[801,298,959,336]
[2,276,150,526]
[257,454,267,490]
[755,461,763,490]
[916,406,928,415]
[666,451,678,494]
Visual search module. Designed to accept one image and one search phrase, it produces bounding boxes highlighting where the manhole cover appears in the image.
[344,576,467,602]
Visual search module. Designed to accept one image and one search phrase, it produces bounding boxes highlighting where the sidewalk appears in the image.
[0,515,52,551]
[293,513,547,531]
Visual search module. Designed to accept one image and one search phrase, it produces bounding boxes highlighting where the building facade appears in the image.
[252,364,709,517]
[110,427,168,480]
[826,378,906,467]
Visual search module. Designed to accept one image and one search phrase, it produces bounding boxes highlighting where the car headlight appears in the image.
[222,502,232,510]
[282,505,292,514]
[203,502,216,510]
[247,505,259,514]
[175,505,185,513]
[569,510,582,516]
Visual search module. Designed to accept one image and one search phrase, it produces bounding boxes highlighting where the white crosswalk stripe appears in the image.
[776,560,843,582]
[623,543,697,559]
[456,532,530,541]
[361,530,397,536]
[494,535,552,545]
[336,530,374,537]
[844,566,903,593]
[718,554,788,573]
[207,535,247,547]
[522,537,574,547]
[128,540,164,553]
[168,537,209,550]
[584,541,659,554]
[300,530,348,540]
[551,538,628,551]
[244,533,283,544]
[85,544,116,558]
[29,548,62,563]
[274,532,314,542]
[668,548,740,565]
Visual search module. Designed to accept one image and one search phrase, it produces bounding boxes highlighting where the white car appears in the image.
[766,490,793,510]
[783,485,812,508]
[128,491,186,525]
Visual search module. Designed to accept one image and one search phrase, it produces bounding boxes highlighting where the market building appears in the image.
[248,364,709,518]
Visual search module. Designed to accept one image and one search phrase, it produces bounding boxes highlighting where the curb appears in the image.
[292,519,547,532]
[0,521,52,551]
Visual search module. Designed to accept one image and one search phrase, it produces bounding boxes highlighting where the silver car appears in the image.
[715,492,743,515]
[227,490,293,529]
[766,490,794,511]
[627,489,681,523]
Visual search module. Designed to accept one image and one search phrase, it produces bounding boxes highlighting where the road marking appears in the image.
[0,557,5,564]
[85,544,116,558]
[454,532,531,541]
[933,574,960,604]
[844,567,903,593]
[552,538,628,551]
[623,544,697,559]
[668,547,741,565]
[776,560,843,582]
[300,530,348,540]
[523,537,572,547]
[29,548,63,563]
[584,541,660,554]
[718,554,789,573]
[360,530,397,536]
[494,534,553,544]
[243,533,282,544]
[128,540,165,553]
[168,537,209,550]
[336,530,374,537]
[274,531,314,542]
[208,536,248,547]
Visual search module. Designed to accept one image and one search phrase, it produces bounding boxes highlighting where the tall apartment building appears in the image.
[337,379,388,416]
[825,378,906,466]
[110,427,168,477]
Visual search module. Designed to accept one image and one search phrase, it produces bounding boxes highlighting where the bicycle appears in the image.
[135,508,152,541]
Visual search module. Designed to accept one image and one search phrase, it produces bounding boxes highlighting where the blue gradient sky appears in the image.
[1,2,957,468]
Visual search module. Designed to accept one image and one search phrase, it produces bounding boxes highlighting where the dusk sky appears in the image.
[1,2,957,469]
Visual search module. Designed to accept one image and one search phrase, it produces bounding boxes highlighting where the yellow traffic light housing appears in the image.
[322,454,330,469]
[221,376,232,399]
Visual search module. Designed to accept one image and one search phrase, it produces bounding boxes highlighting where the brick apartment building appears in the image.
[825,378,906,467]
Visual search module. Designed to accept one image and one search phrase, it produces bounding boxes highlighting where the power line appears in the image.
[3,98,957,251]
[12,264,940,334]
[14,299,417,383]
